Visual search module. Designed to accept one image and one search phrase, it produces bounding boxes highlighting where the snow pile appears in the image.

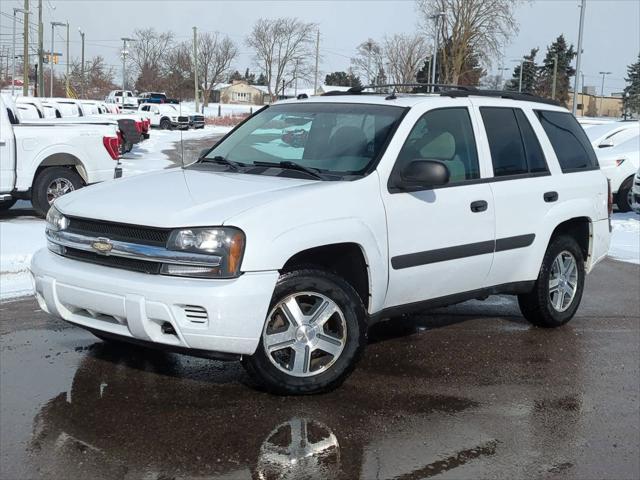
[180,101,257,118]
[609,212,640,264]
[0,217,46,299]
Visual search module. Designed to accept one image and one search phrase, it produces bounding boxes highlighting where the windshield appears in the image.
[201,103,405,178]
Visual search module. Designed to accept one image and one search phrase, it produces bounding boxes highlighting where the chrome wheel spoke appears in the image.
[291,344,310,374]
[283,297,305,327]
[264,328,296,352]
[549,250,579,313]
[310,300,337,327]
[549,277,560,293]
[315,334,343,357]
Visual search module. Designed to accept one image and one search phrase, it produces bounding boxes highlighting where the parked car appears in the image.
[15,102,44,120]
[596,136,640,211]
[106,90,138,110]
[31,89,610,394]
[585,121,639,150]
[138,103,189,129]
[631,168,640,214]
[0,95,121,216]
[138,91,179,105]
[188,112,205,129]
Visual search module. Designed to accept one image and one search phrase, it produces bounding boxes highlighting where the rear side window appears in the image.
[535,110,598,172]
[481,108,528,176]
[514,109,547,173]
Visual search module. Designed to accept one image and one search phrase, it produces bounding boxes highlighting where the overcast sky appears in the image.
[0,0,638,95]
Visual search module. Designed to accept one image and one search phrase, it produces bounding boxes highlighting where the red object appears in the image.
[103,136,120,160]
[134,121,143,134]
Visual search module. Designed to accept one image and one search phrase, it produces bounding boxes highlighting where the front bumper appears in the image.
[30,249,278,356]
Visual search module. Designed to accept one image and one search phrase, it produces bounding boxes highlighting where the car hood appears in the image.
[55,167,318,228]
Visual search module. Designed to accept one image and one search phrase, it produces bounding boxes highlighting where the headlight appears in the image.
[45,206,68,232]
[165,227,245,278]
[170,116,178,121]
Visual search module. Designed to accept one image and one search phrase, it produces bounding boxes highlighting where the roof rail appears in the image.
[443,89,561,106]
[321,83,476,97]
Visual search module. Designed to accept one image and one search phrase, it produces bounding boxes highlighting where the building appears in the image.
[569,92,624,118]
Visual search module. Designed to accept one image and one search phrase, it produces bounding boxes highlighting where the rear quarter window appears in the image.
[535,110,598,172]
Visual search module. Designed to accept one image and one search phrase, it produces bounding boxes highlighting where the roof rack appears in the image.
[321,83,475,97]
[442,89,561,106]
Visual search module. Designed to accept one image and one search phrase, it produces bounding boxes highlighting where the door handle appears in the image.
[544,191,559,202]
[470,200,488,212]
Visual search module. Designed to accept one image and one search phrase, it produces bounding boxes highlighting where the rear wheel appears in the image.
[518,235,585,328]
[243,269,367,395]
[616,178,633,212]
[31,167,84,217]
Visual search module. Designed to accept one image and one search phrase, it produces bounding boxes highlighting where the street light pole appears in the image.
[22,0,29,96]
[598,71,612,115]
[12,8,30,97]
[193,26,198,112]
[430,11,445,90]
[79,28,85,98]
[65,22,69,97]
[50,21,66,97]
[121,37,135,107]
[38,0,43,96]
[572,0,586,115]
[551,54,558,100]
[497,67,509,90]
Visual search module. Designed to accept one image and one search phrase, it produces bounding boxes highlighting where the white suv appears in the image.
[30,88,611,394]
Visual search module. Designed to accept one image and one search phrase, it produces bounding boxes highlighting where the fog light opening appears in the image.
[161,322,177,336]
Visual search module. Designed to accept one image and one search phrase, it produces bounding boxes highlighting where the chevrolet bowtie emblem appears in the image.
[92,238,113,254]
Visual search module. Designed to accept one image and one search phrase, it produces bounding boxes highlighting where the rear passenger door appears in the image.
[472,101,557,286]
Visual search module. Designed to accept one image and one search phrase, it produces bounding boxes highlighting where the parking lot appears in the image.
[1,257,638,480]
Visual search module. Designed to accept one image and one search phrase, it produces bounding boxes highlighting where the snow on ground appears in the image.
[609,212,640,264]
[181,101,257,117]
[120,125,232,176]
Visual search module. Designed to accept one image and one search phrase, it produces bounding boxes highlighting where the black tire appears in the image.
[242,269,367,395]
[616,178,633,212]
[518,235,585,328]
[31,167,84,217]
[0,199,17,211]
[124,142,133,153]
[160,118,172,130]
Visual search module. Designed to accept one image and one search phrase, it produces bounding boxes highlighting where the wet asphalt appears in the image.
[1,258,638,480]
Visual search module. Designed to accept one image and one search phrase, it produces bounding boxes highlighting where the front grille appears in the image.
[178,116,188,122]
[66,217,171,246]
[64,247,161,274]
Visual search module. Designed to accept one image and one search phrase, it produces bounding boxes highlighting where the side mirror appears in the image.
[598,138,614,148]
[397,160,450,190]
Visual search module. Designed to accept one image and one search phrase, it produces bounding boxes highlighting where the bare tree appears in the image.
[128,28,174,92]
[67,55,117,99]
[383,34,430,89]
[198,33,238,106]
[246,18,316,101]
[163,41,193,100]
[417,0,520,84]
[351,39,384,85]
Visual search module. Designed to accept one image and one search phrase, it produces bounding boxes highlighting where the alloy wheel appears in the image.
[548,250,578,312]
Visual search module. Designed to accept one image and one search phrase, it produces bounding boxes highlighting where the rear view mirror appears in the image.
[397,160,450,190]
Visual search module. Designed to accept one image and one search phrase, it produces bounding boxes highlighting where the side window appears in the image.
[535,110,598,172]
[397,108,480,183]
[480,108,527,176]
[514,109,548,173]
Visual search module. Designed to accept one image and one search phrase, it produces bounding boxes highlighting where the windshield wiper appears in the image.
[201,155,245,171]
[253,161,324,180]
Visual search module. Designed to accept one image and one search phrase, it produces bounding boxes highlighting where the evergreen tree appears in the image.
[228,70,243,82]
[244,68,256,84]
[324,71,362,88]
[506,48,538,93]
[255,73,268,86]
[536,35,576,105]
[623,53,640,118]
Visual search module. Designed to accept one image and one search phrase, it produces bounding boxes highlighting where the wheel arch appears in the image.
[36,153,88,184]
[548,216,592,264]
[281,242,371,311]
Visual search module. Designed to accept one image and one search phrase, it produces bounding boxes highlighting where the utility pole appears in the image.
[37,0,43,96]
[313,28,320,95]
[22,0,29,96]
[50,21,65,97]
[193,26,198,112]
[497,67,509,90]
[121,37,135,105]
[598,71,612,115]
[551,54,558,100]
[430,11,445,91]
[65,22,69,97]
[572,0,586,115]
[12,8,29,97]
[79,29,85,98]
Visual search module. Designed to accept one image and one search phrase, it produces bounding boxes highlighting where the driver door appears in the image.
[381,106,495,309]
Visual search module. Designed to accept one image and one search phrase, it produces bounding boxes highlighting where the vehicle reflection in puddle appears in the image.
[27,342,488,480]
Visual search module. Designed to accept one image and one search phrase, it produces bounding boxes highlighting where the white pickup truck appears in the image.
[0,95,121,216]
[31,88,611,394]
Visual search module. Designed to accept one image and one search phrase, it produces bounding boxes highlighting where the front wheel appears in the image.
[160,119,172,130]
[243,269,367,395]
[518,235,585,328]
[31,167,84,217]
